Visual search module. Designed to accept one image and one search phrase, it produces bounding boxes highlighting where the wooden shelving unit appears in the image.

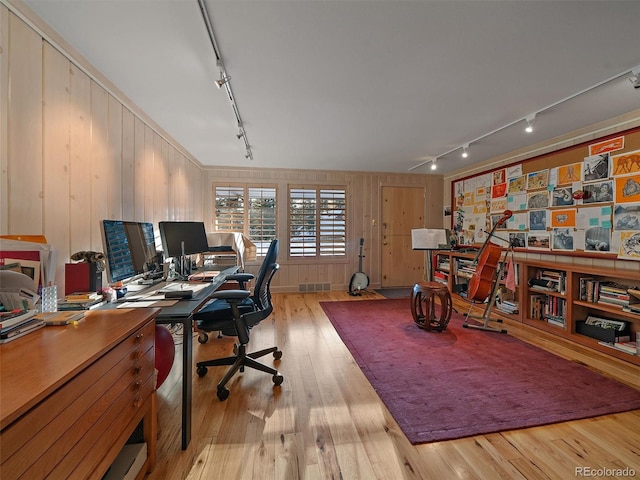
[434,251,640,366]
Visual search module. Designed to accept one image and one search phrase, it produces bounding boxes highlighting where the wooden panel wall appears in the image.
[204,167,442,292]
[1,2,441,294]
[1,4,206,292]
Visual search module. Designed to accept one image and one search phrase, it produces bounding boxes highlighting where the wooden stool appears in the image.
[411,281,453,332]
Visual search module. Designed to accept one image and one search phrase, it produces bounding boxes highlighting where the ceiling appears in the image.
[20,0,640,175]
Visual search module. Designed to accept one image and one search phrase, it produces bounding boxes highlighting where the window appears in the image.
[214,185,276,255]
[289,187,346,257]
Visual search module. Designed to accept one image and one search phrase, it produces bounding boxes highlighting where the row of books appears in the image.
[0,309,44,343]
[578,279,640,311]
[495,299,519,315]
[57,291,105,311]
[598,340,638,356]
[530,294,567,322]
[528,269,565,293]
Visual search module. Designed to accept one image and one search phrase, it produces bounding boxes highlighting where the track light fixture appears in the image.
[236,130,245,139]
[430,158,437,171]
[461,144,469,158]
[630,67,640,89]
[525,114,536,133]
[215,75,231,88]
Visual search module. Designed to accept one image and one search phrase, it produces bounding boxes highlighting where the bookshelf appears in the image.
[435,251,640,365]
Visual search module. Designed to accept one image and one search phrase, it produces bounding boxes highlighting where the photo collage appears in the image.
[452,135,640,260]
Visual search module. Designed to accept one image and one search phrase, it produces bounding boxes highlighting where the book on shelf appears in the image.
[546,315,566,328]
[0,309,38,330]
[584,315,628,331]
[597,340,638,355]
[0,317,45,343]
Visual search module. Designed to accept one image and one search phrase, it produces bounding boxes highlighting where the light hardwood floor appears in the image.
[147,291,640,480]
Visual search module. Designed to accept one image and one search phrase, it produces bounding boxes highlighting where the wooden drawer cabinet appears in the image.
[0,308,160,480]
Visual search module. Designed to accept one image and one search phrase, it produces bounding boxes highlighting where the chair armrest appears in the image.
[210,289,251,301]
[226,273,254,283]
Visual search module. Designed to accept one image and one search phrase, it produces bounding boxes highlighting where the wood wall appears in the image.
[0,2,443,294]
[1,3,206,291]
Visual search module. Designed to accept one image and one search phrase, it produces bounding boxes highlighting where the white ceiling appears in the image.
[21,0,640,175]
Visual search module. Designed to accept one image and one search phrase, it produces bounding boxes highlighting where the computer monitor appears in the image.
[158,221,210,258]
[101,220,160,284]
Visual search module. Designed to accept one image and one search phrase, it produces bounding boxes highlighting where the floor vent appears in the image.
[298,283,331,292]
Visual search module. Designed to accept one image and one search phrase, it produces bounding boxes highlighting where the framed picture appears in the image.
[3,258,41,291]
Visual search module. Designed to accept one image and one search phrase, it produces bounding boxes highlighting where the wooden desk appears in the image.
[111,266,237,450]
[0,308,159,480]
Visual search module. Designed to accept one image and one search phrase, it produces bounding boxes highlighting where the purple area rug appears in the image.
[320,299,640,444]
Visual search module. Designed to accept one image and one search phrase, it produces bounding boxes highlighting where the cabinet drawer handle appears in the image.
[134,333,144,343]
[131,350,142,360]
[133,365,142,375]
[134,380,143,390]
[133,396,142,408]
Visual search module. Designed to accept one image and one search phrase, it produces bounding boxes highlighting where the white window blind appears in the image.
[289,187,346,257]
[215,185,276,256]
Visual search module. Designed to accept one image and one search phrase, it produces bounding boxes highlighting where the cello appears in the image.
[466,210,512,302]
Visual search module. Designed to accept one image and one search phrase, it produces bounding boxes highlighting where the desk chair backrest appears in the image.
[250,239,279,312]
[236,239,278,343]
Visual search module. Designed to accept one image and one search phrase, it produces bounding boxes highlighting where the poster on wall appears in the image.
[613,204,640,230]
[618,231,640,260]
[611,149,640,176]
[583,153,610,182]
[583,180,614,203]
[526,169,549,190]
[557,163,582,184]
[527,232,550,250]
[615,175,640,203]
[589,136,624,156]
[584,227,611,252]
[508,175,527,193]
[552,228,575,251]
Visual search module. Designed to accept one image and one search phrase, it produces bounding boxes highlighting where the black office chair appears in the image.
[194,239,283,401]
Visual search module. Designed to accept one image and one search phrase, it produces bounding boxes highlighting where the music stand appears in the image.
[411,229,451,281]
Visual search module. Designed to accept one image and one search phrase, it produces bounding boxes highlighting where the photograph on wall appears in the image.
[476,186,488,198]
[552,228,575,251]
[611,149,640,176]
[613,204,640,230]
[589,135,624,156]
[576,205,612,230]
[583,180,614,204]
[444,205,452,217]
[529,210,548,230]
[551,186,574,206]
[527,232,550,250]
[463,192,474,206]
[526,169,549,190]
[557,163,582,185]
[506,164,523,179]
[618,231,640,260]
[491,214,509,230]
[490,198,507,213]
[508,175,526,193]
[583,153,610,182]
[551,208,577,228]
[615,175,640,203]
[507,193,527,211]
[491,183,507,198]
[527,191,549,209]
[473,202,487,214]
[493,169,506,185]
[584,227,611,252]
[508,232,526,248]
[506,212,528,231]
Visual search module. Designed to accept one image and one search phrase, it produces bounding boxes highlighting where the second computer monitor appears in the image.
[159,221,210,258]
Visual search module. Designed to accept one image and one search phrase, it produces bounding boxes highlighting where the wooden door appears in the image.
[381,186,426,287]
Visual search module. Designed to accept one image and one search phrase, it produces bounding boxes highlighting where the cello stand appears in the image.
[463,259,508,334]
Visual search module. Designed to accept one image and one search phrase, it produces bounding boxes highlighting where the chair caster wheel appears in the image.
[273,374,284,386]
[273,350,282,360]
[217,387,230,401]
[198,332,209,344]
[196,365,208,377]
